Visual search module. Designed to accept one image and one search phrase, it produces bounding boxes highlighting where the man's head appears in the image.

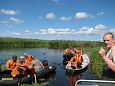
[12,55,17,62]
[19,56,25,63]
[103,32,114,48]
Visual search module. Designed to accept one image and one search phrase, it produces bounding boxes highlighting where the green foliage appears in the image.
[0,37,49,49]
[0,37,103,49]
[20,83,41,86]
[89,47,105,78]
[48,40,103,49]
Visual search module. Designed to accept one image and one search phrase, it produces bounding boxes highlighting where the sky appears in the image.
[0,0,115,41]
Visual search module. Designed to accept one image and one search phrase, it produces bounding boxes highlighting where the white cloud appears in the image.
[0,9,17,15]
[37,27,100,36]
[39,29,47,32]
[25,30,30,33]
[9,17,24,24]
[79,26,99,35]
[75,12,89,19]
[46,28,76,35]
[38,28,75,35]
[80,26,89,31]
[46,12,56,20]
[52,0,59,2]
[48,28,56,34]
[75,12,94,20]
[34,32,40,35]
[0,17,24,27]
[5,31,21,36]
[0,20,8,24]
[54,28,70,32]
[97,11,104,16]
[0,25,109,39]
[38,29,48,35]
[60,16,72,21]
[110,29,115,33]
[11,32,21,36]
[38,16,43,19]
[95,24,106,30]
[24,30,34,35]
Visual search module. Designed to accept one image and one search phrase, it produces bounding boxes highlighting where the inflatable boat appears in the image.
[0,69,33,86]
[0,65,56,86]
[65,54,90,74]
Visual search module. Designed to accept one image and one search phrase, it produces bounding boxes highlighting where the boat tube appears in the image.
[0,65,56,85]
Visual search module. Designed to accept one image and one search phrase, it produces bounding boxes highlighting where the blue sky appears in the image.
[0,0,115,41]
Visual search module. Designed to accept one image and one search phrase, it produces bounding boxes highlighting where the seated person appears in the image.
[24,53,32,65]
[6,55,17,70]
[69,51,83,69]
[11,56,28,78]
[64,48,74,54]
[31,56,44,73]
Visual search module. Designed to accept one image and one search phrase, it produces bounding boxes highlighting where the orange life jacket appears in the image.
[6,59,17,70]
[25,55,32,65]
[11,67,19,77]
[70,49,83,68]
[11,63,27,77]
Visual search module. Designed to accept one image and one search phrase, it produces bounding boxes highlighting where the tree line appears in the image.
[0,37,103,49]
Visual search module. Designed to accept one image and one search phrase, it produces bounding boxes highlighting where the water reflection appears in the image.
[66,72,81,86]
[65,66,88,86]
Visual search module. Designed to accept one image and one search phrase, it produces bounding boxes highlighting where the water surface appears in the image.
[0,48,97,86]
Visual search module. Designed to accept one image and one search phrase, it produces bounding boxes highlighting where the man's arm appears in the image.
[99,48,115,72]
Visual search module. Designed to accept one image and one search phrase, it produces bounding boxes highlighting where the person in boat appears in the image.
[64,48,74,54]
[24,53,36,74]
[73,48,77,54]
[99,32,115,78]
[24,53,33,65]
[6,55,18,70]
[63,48,74,62]
[69,49,83,69]
[31,56,44,73]
[11,56,30,78]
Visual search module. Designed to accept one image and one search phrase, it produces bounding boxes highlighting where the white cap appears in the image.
[20,56,24,59]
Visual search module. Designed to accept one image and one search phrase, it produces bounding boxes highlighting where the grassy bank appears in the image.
[0,37,103,49]
[87,47,105,78]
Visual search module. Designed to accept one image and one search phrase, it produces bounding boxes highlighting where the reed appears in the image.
[88,47,105,79]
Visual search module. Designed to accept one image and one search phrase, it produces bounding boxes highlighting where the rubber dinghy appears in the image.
[0,65,56,86]
[0,60,56,86]
[65,54,90,74]
[0,69,33,86]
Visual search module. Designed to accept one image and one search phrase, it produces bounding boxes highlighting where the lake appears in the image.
[0,48,97,86]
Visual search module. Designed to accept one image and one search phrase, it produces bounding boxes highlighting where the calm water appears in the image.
[0,48,97,86]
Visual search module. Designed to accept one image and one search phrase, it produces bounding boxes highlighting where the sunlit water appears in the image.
[0,48,97,86]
